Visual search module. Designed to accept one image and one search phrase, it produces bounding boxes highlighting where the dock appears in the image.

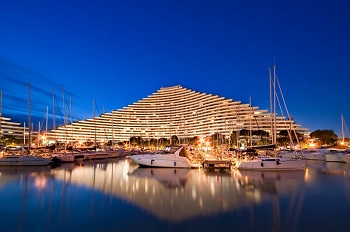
[202,159,232,169]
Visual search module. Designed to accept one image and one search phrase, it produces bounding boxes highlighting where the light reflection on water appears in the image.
[0,159,350,232]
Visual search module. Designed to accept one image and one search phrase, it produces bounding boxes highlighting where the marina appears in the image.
[0,158,349,232]
[0,2,349,231]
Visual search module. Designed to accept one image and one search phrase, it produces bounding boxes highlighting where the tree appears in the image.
[0,135,22,146]
[158,138,169,147]
[171,135,179,144]
[192,136,201,147]
[277,130,304,147]
[130,136,142,147]
[310,129,338,146]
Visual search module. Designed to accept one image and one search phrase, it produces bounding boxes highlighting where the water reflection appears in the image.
[304,160,350,177]
[3,158,350,231]
[129,168,191,189]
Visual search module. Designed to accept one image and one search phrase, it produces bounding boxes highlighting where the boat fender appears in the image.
[174,162,176,167]
[261,162,264,167]
[276,160,280,165]
[151,159,155,165]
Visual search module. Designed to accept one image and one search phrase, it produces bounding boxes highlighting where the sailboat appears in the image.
[0,84,52,166]
[234,65,305,171]
[324,115,348,163]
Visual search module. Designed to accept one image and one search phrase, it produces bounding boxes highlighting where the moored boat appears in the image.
[0,155,52,166]
[107,151,119,158]
[128,145,199,168]
[303,149,326,161]
[234,156,305,171]
[324,149,346,163]
[342,153,350,163]
[52,153,75,163]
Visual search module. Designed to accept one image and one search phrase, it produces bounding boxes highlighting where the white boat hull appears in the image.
[341,154,350,163]
[129,154,193,168]
[325,154,346,163]
[235,158,305,171]
[303,152,326,161]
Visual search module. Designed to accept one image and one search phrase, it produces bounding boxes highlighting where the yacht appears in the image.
[303,149,327,161]
[234,153,305,171]
[128,145,199,168]
[0,155,52,166]
[342,153,350,163]
[324,149,346,163]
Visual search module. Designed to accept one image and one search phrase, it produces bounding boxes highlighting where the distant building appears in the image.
[47,85,308,146]
[0,114,30,144]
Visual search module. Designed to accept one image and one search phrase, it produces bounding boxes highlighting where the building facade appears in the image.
[47,85,308,147]
[0,114,30,145]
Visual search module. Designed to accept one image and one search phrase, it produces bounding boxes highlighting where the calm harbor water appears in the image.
[0,158,349,232]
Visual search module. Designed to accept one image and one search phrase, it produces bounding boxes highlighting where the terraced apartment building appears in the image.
[0,115,29,144]
[47,85,308,147]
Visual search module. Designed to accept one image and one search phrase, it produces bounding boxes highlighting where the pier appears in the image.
[202,159,232,170]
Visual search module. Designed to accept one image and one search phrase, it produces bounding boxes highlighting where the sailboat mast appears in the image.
[46,106,48,132]
[93,99,97,150]
[269,67,273,144]
[52,88,56,145]
[52,88,55,129]
[27,83,31,152]
[112,111,114,148]
[38,122,40,147]
[0,90,2,141]
[342,114,345,143]
[62,86,67,151]
[273,65,277,145]
[249,96,252,147]
[70,96,73,124]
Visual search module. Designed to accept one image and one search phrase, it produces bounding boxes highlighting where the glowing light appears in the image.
[34,176,47,189]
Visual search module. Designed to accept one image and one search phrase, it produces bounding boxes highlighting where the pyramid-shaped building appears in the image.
[49,85,307,146]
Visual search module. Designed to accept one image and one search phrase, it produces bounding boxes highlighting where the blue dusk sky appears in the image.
[0,0,349,137]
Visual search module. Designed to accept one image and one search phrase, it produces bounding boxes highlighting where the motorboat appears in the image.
[342,153,350,163]
[234,156,305,171]
[52,153,75,163]
[0,155,52,166]
[324,149,346,163]
[128,145,199,168]
[302,149,326,161]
